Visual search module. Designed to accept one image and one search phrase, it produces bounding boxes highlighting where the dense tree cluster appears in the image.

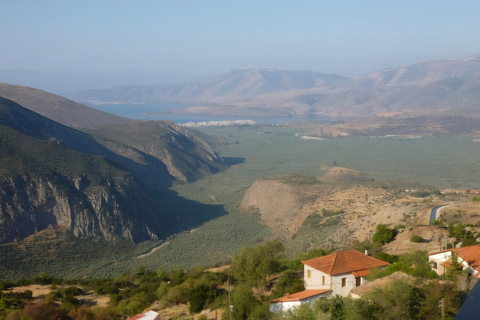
[0,241,469,320]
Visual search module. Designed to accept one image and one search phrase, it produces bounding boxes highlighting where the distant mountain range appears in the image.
[67,54,480,118]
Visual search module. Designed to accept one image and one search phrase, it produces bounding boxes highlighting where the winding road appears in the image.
[429,204,451,225]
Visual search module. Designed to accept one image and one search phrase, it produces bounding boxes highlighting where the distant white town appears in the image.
[179,120,257,127]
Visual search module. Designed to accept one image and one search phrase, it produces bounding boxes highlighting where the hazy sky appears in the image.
[2,0,480,83]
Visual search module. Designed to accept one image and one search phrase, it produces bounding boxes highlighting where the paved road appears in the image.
[429,204,450,225]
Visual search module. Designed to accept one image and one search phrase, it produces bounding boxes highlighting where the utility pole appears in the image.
[228,271,233,320]
[441,298,445,320]
[214,289,217,320]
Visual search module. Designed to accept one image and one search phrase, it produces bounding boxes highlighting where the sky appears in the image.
[1,0,480,89]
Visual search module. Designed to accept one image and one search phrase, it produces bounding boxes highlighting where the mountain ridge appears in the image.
[66,55,480,118]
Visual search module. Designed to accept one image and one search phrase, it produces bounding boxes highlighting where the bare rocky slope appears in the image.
[240,167,445,252]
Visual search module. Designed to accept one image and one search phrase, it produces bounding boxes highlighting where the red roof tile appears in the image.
[271,289,331,303]
[456,245,480,272]
[302,250,389,275]
[351,269,372,278]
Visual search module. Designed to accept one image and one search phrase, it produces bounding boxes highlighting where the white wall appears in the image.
[269,293,331,313]
[429,251,452,276]
[304,265,361,296]
[270,301,302,313]
[304,266,331,290]
[331,273,357,297]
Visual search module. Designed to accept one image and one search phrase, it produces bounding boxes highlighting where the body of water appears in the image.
[88,103,333,124]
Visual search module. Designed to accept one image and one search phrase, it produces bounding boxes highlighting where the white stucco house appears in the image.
[429,244,480,277]
[270,289,331,313]
[270,250,389,313]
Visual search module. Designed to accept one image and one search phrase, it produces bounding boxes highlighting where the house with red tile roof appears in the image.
[429,244,480,277]
[302,250,389,297]
[270,250,389,313]
[270,289,331,313]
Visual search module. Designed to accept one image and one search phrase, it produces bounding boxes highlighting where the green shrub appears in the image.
[188,284,214,314]
[372,224,395,244]
[373,252,398,264]
[271,270,305,298]
[410,235,423,243]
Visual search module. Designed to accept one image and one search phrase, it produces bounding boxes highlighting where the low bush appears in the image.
[410,235,423,243]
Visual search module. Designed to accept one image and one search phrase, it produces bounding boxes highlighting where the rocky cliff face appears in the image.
[0,173,155,244]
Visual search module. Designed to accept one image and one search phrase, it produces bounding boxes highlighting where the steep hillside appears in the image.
[0,97,228,245]
[0,117,155,244]
[0,85,227,185]
[0,83,128,128]
[85,121,227,182]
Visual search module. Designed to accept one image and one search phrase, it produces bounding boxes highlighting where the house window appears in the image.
[307,270,311,278]
[356,277,361,287]
[432,261,438,269]
[322,276,325,285]
[341,277,346,287]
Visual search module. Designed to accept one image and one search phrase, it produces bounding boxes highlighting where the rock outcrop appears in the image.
[0,172,154,244]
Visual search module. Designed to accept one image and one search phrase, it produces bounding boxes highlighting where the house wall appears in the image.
[270,301,302,313]
[269,292,331,313]
[304,265,360,296]
[428,251,476,276]
[429,251,452,276]
[332,273,357,297]
[304,266,331,290]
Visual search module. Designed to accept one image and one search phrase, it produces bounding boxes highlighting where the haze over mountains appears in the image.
[67,54,480,118]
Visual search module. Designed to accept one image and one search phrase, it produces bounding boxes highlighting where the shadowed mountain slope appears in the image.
[0,96,230,245]
[0,97,156,243]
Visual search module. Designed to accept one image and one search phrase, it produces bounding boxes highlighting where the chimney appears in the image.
[365,250,368,256]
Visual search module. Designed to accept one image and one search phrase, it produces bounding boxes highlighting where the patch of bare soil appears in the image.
[383,226,449,256]
[9,284,55,297]
[7,285,109,307]
[78,290,110,307]
[240,179,303,238]
[206,265,230,273]
[439,202,480,225]
[149,302,223,320]
[318,166,367,183]
[154,303,190,320]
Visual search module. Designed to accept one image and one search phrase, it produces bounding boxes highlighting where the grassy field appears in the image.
[189,126,480,191]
